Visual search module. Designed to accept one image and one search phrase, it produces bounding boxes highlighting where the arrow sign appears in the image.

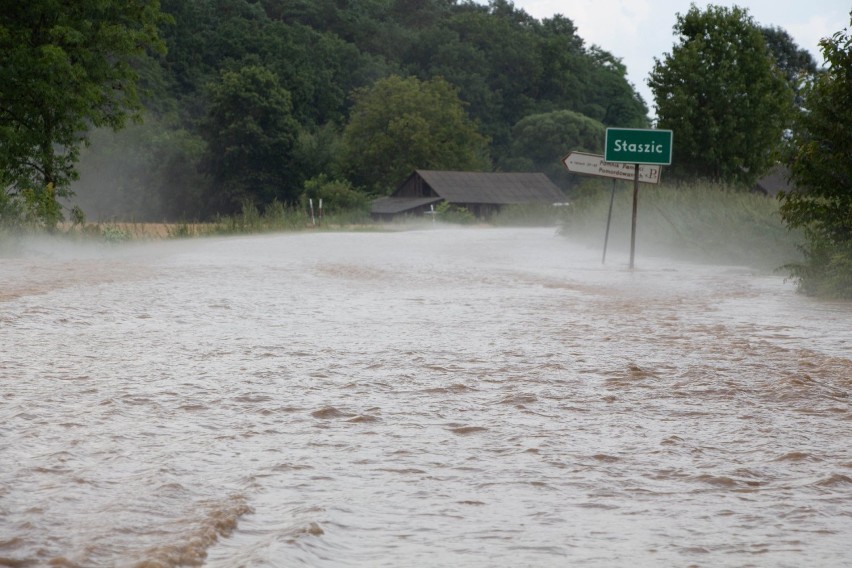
[561,152,661,184]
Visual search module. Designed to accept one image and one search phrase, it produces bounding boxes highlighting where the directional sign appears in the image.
[605,128,673,165]
[562,152,661,184]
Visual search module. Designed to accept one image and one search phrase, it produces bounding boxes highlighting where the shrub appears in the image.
[436,201,476,224]
[301,175,369,214]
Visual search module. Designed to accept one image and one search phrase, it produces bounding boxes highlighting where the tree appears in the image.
[761,25,819,107]
[502,110,605,191]
[0,0,169,226]
[648,5,793,184]
[440,2,543,154]
[199,65,302,214]
[341,75,490,193]
[779,14,852,298]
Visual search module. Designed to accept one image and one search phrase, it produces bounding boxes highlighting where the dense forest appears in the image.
[2,1,849,296]
[63,0,648,221]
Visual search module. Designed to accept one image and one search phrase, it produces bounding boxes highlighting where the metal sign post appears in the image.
[629,164,640,269]
[602,179,616,264]
[603,128,674,269]
[561,151,663,265]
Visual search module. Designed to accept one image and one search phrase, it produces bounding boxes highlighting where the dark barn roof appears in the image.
[371,170,564,219]
[371,196,442,215]
[414,170,564,204]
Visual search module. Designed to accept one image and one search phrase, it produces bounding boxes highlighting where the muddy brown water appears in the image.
[1,227,850,567]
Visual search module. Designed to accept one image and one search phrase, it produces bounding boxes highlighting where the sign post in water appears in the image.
[604,128,673,269]
[561,152,662,265]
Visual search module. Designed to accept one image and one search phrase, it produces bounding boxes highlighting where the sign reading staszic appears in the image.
[605,128,673,165]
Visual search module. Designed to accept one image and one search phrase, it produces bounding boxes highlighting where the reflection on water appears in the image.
[1,228,850,567]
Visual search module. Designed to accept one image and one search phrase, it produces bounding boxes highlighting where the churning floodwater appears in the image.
[1,227,850,567]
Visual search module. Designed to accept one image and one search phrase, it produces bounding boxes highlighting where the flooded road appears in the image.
[1,227,850,567]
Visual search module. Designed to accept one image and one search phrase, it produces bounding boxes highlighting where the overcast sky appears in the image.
[489,0,850,118]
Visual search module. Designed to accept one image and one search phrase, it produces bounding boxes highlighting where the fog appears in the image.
[558,182,803,271]
[67,122,205,223]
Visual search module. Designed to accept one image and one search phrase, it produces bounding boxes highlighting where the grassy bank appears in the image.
[34,202,379,241]
[2,185,804,276]
[558,180,803,270]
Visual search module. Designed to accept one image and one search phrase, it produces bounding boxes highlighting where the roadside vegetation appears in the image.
[1,2,849,297]
[558,181,802,271]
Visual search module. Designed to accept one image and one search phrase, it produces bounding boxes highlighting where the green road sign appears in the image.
[605,128,673,165]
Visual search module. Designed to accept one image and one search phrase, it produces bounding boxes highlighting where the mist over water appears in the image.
[1,227,850,567]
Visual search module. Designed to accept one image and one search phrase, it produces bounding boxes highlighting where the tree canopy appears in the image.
[200,65,302,213]
[3,0,656,223]
[341,75,491,193]
[761,25,820,107]
[9,0,825,228]
[779,14,852,298]
[0,0,168,226]
[502,110,605,188]
[648,4,793,185]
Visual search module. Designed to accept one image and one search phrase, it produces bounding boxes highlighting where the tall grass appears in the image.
[197,201,375,236]
[560,180,803,270]
[0,201,376,244]
[490,203,571,227]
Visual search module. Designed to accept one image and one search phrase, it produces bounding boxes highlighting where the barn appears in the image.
[371,170,565,221]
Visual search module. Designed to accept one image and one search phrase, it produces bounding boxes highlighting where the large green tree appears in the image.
[341,75,490,193]
[779,15,852,298]
[0,0,168,226]
[761,25,819,107]
[648,5,793,184]
[502,110,605,190]
[402,3,647,161]
[199,65,302,214]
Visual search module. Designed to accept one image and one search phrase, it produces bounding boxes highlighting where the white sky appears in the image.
[493,0,850,118]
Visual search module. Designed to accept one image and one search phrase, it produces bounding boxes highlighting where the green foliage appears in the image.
[17,0,809,228]
[509,110,605,159]
[341,75,491,193]
[20,184,64,229]
[302,176,369,214]
[101,225,131,243]
[159,0,369,127]
[203,198,371,234]
[206,200,294,234]
[0,0,169,226]
[199,65,302,213]
[4,0,658,227]
[166,223,200,238]
[294,123,346,182]
[560,181,803,270]
[783,237,852,298]
[435,201,476,224]
[409,4,648,156]
[503,110,605,191]
[649,5,794,185]
[761,25,820,107]
[69,206,86,227]
[779,14,852,298]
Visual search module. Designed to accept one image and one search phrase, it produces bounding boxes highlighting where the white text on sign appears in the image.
[612,140,665,155]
